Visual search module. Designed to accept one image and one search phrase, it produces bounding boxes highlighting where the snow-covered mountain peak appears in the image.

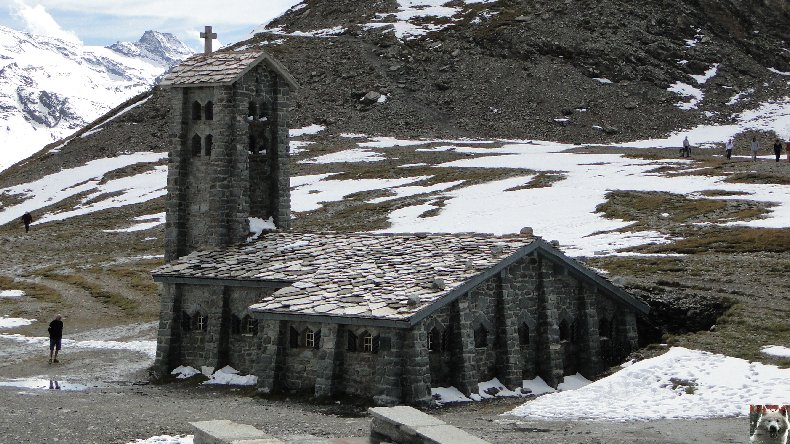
[0,26,193,172]
[108,30,194,67]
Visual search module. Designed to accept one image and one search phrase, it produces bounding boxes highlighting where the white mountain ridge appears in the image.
[0,26,193,171]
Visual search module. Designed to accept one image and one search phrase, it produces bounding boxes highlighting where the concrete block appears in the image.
[191,419,274,444]
[369,406,489,444]
[415,424,489,444]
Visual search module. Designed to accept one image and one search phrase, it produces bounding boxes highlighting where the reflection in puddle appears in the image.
[0,378,90,391]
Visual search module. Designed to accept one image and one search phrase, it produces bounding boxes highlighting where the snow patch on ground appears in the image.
[170,365,201,379]
[668,82,704,110]
[761,345,790,359]
[0,316,35,329]
[522,376,556,396]
[510,347,790,421]
[302,148,385,164]
[289,124,325,137]
[291,176,428,213]
[368,180,464,204]
[204,365,257,386]
[0,290,24,298]
[104,212,165,233]
[126,435,193,444]
[556,373,592,391]
[0,152,166,226]
[431,386,471,404]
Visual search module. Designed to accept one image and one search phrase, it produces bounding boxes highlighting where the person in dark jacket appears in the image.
[48,314,63,364]
[774,139,783,162]
[21,212,32,233]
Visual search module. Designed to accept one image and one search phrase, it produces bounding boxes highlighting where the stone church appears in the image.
[152,46,649,405]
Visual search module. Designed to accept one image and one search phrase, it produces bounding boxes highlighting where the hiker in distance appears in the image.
[48,314,63,364]
[681,136,691,157]
[751,137,759,161]
[21,212,32,233]
[773,139,783,162]
[725,138,734,160]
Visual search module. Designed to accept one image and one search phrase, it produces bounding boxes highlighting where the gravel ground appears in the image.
[0,323,744,444]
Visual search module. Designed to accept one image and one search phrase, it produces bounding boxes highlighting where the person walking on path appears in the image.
[750,137,759,161]
[48,314,63,364]
[21,212,32,233]
[682,136,691,158]
[725,138,734,160]
[774,139,783,162]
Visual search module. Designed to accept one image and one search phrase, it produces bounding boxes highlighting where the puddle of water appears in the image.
[0,378,90,391]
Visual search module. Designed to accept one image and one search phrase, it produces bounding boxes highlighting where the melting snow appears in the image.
[668,82,704,110]
[761,345,790,359]
[126,435,193,444]
[289,124,325,137]
[0,290,24,298]
[509,347,790,421]
[302,148,385,164]
[104,212,165,233]
[203,365,257,386]
[0,152,166,226]
[0,316,35,329]
[170,365,201,379]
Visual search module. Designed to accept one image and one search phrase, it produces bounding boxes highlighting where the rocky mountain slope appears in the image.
[0,27,192,170]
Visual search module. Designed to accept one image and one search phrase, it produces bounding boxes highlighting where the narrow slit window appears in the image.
[204,134,213,157]
[191,134,201,157]
[204,101,213,120]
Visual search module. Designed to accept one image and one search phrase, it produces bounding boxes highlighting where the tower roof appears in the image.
[160,50,298,89]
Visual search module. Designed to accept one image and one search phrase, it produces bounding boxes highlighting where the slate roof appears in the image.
[160,50,298,89]
[152,232,533,322]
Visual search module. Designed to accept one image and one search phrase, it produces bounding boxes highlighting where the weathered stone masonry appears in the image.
[152,50,648,405]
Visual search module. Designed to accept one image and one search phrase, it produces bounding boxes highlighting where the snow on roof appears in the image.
[153,232,534,322]
[160,50,297,89]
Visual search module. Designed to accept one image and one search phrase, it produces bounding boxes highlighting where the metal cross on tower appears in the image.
[200,25,217,54]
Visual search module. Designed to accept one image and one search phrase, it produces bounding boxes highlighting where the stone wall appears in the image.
[164,64,291,261]
[413,250,638,396]
[153,283,272,375]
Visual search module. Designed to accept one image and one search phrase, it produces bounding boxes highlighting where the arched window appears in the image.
[346,331,357,352]
[248,101,257,117]
[191,101,201,120]
[195,312,206,332]
[181,312,191,332]
[242,315,257,336]
[570,321,578,343]
[231,315,241,335]
[204,101,213,120]
[559,319,570,342]
[259,101,270,119]
[474,324,488,348]
[599,318,611,339]
[518,322,530,346]
[289,326,299,348]
[204,134,213,157]
[249,133,257,154]
[428,327,441,353]
[191,134,201,157]
[441,327,451,352]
